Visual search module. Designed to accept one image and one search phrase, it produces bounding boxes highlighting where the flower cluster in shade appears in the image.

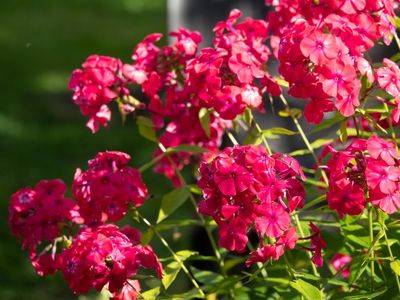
[266,0,398,123]
[9,151,162,298]
[68,9,283,186]
[197,145,326,267]
[326,136,400,216]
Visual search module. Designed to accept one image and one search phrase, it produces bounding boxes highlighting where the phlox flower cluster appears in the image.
[326,136,400,216]
[60,224,162,296]
[73,151,148,224]
[197,145,326,267]
[9,152,162,297]
[69,55,128,133]
[9,179,80,275]
[267,0,398,123]
[68,9,284,187]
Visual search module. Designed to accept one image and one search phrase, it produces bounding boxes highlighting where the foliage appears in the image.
[7,1,400,299]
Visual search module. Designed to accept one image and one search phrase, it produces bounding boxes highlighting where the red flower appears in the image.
[309,223,327,267]
[59,224,162,294]
[69,55,124,133]
[73,151,148,224]
[254,203,291,238]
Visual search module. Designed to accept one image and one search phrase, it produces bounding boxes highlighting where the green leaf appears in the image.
[304,195,327,209]
[141,287,160,300]
[157,187,190,223]
[262,127,297,136]
[165,144,208,154]
[189,184,202,195]
[289,138,333,156]
[349,256,368,284]
[199,108,211,138]
[222,257,246,273]
[162,250,197,289]
[244,126,263,145]
[339,118,348,143]
[346,235,370,248]
[338,286,387,299]
[305,179,327,188]
[274,77,289,87]
[390,260,400,276]
[290,279,322,300]
[191,267,224,285]
[140,228,154,245]
[137,116,157,142]
[162,261,180,289]
[243,107,253,125]
[312,113,342,133]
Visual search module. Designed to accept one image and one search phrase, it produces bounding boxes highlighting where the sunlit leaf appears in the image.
[157,187,190,223]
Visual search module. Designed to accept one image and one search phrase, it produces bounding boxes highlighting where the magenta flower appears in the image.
[367,136,399,165]
[254,203,291,238]
[376,58,400,98]
[59,224,162,294]
[300,32,338,65]
[331,253,352,278]
[73,151,148,224]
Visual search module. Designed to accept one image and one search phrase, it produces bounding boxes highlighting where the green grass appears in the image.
[0,1,167,299]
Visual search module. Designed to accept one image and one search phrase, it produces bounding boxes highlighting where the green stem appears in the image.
[139,213,205,298]
[279,95,328,185]
[158,142,227,276]
[226,130,239,145]
[293,214,319,276]
[283,253,296,279]
[382,222,400,293]
[246,110,272,154]
[368,205,375,292]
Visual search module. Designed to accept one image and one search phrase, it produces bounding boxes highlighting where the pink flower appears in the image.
[300,32,338,65]
[336,0,366,14]
[370,189,400,214]
[218,218,248,252]
[319,60,357,98]
[376,58,400,98]
[254,203,291,238]
[198,145,305,258]
[110,280,141,300]
[245,245,279,267]
[69,55,124,133]
[367,136,399,165]
[365,161,400,194]
[331,253,352,278]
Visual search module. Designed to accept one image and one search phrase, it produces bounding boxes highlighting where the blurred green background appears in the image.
[0,1,175,299]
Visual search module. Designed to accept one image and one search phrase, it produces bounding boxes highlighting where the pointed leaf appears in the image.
[137,116,157,142]
[199,107,211,138]
[165,144,208,154]
[262,127,297,136]
[141,287,160,300]
[390,260,400,276]
[162,250,197,289]
[157,187,190,223]
[290,279,322,300]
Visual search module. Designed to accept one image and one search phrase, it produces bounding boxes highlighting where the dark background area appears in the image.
[0,1,168,299]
